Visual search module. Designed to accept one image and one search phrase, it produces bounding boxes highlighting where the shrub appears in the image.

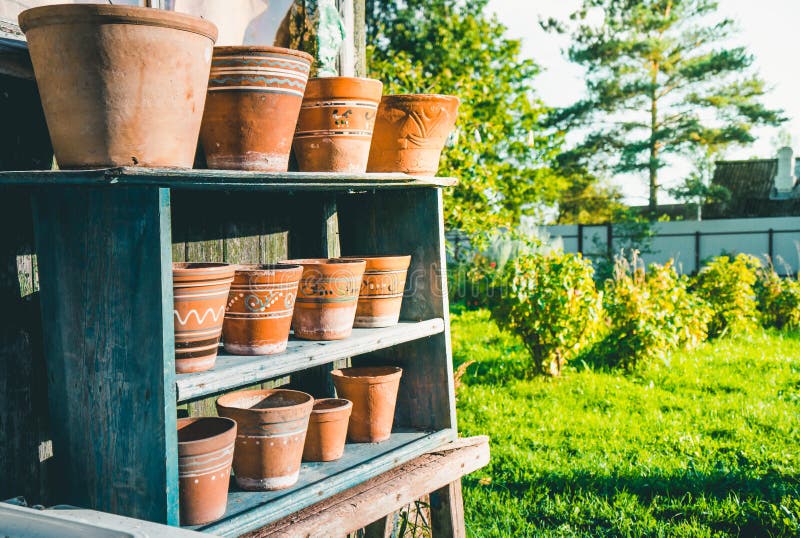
[756,263,800,330]
[489,251,601,376]
[594,255,711,370]
[693,254,761,338]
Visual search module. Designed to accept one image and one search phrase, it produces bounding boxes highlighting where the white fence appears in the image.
[545,216,800,275]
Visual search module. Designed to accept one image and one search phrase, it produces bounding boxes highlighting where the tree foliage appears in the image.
[545,0,785,211]
[367,0,565,233]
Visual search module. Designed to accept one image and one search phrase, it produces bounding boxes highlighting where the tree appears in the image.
[668,147,729,220]
[367,0,566,233]
[544,0,785,212]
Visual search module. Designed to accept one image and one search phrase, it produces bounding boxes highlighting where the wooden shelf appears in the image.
[190,428,455,537]
[0,167,457,190]
[176,319,445,403]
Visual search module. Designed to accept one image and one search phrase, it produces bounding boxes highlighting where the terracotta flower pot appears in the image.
[283,258,367,341]
[216,389,313,491]
[293,77,383,173]
[173,263,235,374]
[177,416,236,526]
[302,398,352,462]
[343,255,411,328]
[19,4,217,169]
[222,264,303,355]
[367,94,460,176]
[331,366,402,443]
[200,46,313,171]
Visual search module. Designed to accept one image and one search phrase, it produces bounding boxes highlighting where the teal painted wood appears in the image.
[0,168,456,190]
[30,186,178,525]
[338,189,457,432]
[175,319,445,403]
[194,428,454,536]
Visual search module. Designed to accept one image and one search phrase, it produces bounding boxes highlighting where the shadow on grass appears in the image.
[465,465,800,535]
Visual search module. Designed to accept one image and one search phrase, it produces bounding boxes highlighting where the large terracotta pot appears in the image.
[367,94,460,176]
[173,263,235,374]
[200,46,313,171]
[19,4,217,169]
[284,258,366,340]
[331,366,402,443]
[293,77,383,173]
[177,416,236,526]
[216,389,313,491]
[222,264,303,355]
[343,255,411,328]
[302,398,352,462]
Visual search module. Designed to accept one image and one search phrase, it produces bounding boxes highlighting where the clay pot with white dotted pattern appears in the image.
[177,416,236,526]
[282,258,366,340]
[216,389,313,491]
[342,255,411,328]
[222,264,303,355]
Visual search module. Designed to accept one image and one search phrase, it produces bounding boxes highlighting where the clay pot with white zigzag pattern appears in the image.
[173,263,235,373]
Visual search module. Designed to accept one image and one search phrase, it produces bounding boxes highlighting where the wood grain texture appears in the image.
[30,187,178,524]
[430,481,466,538]
[338,189,457,432]
[176,319,445,403]
[195,428,455,537]
[243,436,489,538]
[0,168,457,190]
[0,71,55,504]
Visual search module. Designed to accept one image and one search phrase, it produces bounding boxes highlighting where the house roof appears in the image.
[704,158,800,219]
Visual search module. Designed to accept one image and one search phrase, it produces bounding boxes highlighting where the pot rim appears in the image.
[217,388,313,412]
[233,263,303,275]
[306,76,383,86]
[340,254,411,262]
[213,45,313,64]
[176,416,236,448]
[19,4,218,41]
[331,366,403,383]
[311,398,353,414]
[282,258,367,269]
[381,94,460,104]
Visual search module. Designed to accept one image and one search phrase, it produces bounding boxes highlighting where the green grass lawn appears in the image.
[453,307,800,537]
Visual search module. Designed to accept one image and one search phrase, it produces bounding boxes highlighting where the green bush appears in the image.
[755,264,800,330]
[489,251,601,376]
[694,254,761,338]
[594,255,711,370]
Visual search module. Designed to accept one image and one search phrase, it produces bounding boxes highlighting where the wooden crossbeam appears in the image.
[246,436,490,538]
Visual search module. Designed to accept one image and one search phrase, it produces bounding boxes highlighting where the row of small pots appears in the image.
[174,255,411,373]
[177,366,402,526]
[19,4,460,176]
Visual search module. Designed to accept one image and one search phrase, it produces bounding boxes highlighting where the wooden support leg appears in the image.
[31,187,178,524]
[362,512,398,538]
[429,480,466,538]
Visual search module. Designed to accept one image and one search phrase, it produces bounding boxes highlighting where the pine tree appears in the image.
[545,0,785,212]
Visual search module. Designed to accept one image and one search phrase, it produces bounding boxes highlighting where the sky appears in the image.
[487,0,800,205]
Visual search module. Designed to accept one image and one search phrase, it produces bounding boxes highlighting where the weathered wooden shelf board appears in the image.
[176,319,445,403]
[0,167,457,190]
[191,428,456,537]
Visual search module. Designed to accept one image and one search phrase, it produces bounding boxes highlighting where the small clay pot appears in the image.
[342,255,411,328]
[200,46,313,171]
[177,416,236,526]
[19,4,217,168]
[331,366,402,443]
[173,263,235,374]
[293,77,383,173]
[283,258,367,341]
[216,389,313,491]
[222,264,303,355]
[302,398,352,462]
[367,94,460,176]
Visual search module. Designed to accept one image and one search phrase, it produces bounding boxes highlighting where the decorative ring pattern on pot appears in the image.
[295,99,379,140]
[209,55,311,98]
[178,442,235,477]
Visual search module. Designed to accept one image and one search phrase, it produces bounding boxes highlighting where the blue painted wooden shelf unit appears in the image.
[18,167,458,535]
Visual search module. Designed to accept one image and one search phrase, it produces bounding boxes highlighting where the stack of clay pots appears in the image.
[178,364,403,525]
[171,255,412,374]
[19,4,459,175]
